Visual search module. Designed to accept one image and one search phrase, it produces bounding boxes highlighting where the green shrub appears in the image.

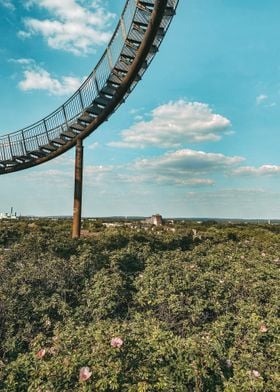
[0,221,279,391]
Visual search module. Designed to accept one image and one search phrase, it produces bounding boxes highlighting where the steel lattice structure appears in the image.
[0,0,179,175]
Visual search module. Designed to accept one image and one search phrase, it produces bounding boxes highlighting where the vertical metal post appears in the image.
[72,138,84,238]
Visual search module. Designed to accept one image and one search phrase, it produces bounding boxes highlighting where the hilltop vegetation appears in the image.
[0,219,279,391]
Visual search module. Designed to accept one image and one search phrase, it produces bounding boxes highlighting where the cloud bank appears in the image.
[109,100,232,148]
[19,0,115,55]
[12,58,83,96]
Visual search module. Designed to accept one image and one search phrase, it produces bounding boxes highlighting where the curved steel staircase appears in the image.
[0,0,179,175]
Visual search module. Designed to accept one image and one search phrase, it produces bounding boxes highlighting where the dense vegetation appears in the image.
[0,219,279,391]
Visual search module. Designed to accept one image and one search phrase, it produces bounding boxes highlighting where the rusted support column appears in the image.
[72,138,84,238]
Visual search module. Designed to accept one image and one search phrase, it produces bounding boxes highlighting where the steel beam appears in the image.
[72,138,84,238]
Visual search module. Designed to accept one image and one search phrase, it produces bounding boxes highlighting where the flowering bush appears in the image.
[0,220,279,391]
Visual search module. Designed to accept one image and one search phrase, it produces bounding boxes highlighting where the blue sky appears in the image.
[0,0,279,218]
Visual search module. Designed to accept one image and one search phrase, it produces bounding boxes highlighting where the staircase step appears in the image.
[70,123,85,132]
[156,27,165,38]
[52,138,67,146]
[15,155,30,162]
[122,45,136,57]
[28,150,48,158]
[40,144,57,152]
[121,50,135,61]
[1,159,16,165]
[133,20,148,28]
[60,130,77,138]
[94,95,111,107]
[78,114,95,124]
[149,45,158,54]
[138,0,154,6]
[85,105,103,116]
[101,85,117,97]
[114,61,129,73]
[108,73,123,85]
[137,2,153,12]
[164,7,176,17]
[126,37,142,46]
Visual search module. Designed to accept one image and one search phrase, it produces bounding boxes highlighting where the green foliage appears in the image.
[0,220,279,391]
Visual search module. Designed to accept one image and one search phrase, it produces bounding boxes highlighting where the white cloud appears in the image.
[83,149,245,189]
[83,164,117,187]
[233,165,280,176]
[256,94,268,105]
[180,178,215,186]
[19,0,115,55]
[87,142,100,150]
[0,0,15,10]
[9,58,34,65]
[24,168,72,188]
[129,149,244,187]
[26,148,234,189]
[185,188,280,219]
[187,188,267,203]
[134,149,244,173]
[109,100,232,149]
[17,61,83,96]
[84,164,113,176]
[48,154,74,167]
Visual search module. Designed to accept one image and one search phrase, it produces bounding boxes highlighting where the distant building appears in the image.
[103,222,123,228]
[145,214,163,226]
[0,207,18,220]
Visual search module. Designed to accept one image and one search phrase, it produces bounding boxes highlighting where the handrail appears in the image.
[0,0,135,140]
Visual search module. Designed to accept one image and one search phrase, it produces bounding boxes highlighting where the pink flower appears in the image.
[226,359,232,368]
[240,255,245,260]
[259,324,268,333]
[79,367,92,382]
[111,337,123,348]
[36,348,46,359]
[251,369,261,378]
[261,252,266,257]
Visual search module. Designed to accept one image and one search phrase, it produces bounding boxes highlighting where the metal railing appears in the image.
[0,0,137,161]
[0,0,179,164]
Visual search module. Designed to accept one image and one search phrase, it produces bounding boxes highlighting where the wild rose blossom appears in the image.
[79,367,92,382]
[259,324,268,333]
[111,337,123,348]
[226,359,232,368]
[251,369,261,378]
[36,348,46,359]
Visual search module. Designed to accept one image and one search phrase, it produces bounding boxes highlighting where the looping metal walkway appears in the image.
[0,0,178,175]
